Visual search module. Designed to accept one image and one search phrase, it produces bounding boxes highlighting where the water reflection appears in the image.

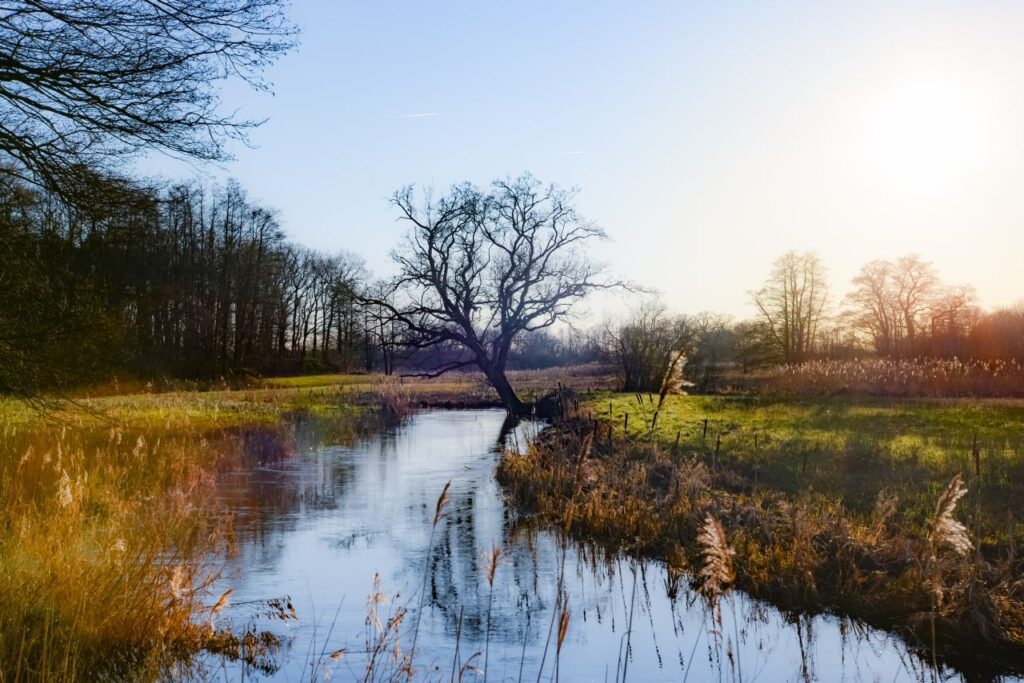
[200,410,998,682]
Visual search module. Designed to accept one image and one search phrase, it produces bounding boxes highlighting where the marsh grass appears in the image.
[0,381,391,681]
[0,423,240,679]
[766,358,1024,398]
[496,414,1024,676]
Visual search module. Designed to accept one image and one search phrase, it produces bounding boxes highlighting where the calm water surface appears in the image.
[202,409,979,682]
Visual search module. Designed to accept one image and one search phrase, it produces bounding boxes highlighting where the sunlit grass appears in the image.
[0,381,385,680]
[588,392,1024,535]
[263,373,376,388]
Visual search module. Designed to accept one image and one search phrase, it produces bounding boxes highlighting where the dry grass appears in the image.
[766,358,1024,398]
[0,383,387,681]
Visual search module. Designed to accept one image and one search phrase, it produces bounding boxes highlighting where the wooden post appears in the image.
[624,413,629,433]
[674,430,681,451]
[972,433,981,478]
[702,418,708,442]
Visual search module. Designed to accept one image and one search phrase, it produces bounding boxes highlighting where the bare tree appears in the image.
[845,255,946,357]
[752,251,829,363]
[362,174,614,414]
[0,1,295,192]
[845,259,901,355]
[892,254,940,351]
[605,302,698,392]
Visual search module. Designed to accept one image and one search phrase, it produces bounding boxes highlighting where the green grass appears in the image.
[589,393,1024,537]
[262,373,378,388]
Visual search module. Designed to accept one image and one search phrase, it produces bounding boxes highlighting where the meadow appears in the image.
[596,392,1024,537]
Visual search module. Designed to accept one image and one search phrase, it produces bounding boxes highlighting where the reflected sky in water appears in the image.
[200,410,987,682]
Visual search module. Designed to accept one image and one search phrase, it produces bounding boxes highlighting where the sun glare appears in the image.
[862,80,992,194]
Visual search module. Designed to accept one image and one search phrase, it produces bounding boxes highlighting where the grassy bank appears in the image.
[0,378,389,680]
[596,393,1024,542]
[497,393,1024,676]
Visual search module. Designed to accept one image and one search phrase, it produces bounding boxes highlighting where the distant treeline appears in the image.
[749,251,1024,364]
[2,171,1023,395]
[0,173,384,393]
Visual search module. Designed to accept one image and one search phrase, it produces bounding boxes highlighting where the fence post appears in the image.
[972,433,981,478]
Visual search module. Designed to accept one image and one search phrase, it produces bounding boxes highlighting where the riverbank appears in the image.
[497,394,1024,678]
[0,385,372,680]
[0,369,608,680]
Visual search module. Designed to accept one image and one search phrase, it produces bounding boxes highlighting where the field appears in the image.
[595,393,1024,537]
[6,368,1024,678]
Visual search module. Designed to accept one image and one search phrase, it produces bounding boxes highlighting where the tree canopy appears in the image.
[0,0,295,192]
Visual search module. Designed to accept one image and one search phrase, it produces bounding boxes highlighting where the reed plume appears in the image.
[555,605,571,682]
[211,588,234,615]
[483,544,504,679]
[434,480,451,525]
[657,348,687,411]
[556,607,570,653]
[929,474,972,557]
[697,515,734,600]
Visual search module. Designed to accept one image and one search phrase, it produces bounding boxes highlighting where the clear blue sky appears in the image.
[145,1,1024,318]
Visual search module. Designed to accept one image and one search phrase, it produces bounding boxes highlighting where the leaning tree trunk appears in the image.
[482,365,529,416]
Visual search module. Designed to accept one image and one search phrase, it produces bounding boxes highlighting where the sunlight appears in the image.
[861,79,993,193]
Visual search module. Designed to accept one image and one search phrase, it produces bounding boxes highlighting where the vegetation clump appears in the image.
[497,413,1024,676]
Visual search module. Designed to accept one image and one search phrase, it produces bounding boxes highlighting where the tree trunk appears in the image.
[484,366,528,415]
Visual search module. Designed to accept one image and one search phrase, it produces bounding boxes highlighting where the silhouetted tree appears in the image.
[844,254,974,357]
[362,174,613,414]
[752,251,829,363]
[606,303,697,392]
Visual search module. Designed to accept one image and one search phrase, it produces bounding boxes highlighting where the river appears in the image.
[200,409,967,681]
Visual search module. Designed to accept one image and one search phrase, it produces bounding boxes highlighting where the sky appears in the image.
[144,1,1024,319]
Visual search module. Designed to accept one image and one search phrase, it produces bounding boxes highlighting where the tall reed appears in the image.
[407,480,450,675]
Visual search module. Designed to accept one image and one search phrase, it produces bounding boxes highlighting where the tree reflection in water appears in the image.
[201,410,975,682]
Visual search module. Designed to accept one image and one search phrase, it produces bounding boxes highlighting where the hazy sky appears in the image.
[145,1,1024,319]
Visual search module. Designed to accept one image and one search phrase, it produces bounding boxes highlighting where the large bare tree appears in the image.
[0,1,295,192]
[844,254,947,356]
[752,251,829,363]
[845,259,901,355]
[891,254,940,349]
[363,174,613,414]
